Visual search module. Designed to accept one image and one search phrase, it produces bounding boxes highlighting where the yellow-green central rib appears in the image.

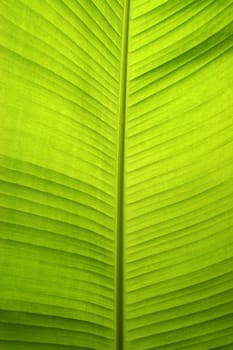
[116,0,130,349]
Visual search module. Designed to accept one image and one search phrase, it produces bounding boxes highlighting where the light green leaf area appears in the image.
[0,0,233,349]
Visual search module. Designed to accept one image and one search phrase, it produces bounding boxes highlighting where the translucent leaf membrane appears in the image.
[125,0,233,349]
[0,0,124,349]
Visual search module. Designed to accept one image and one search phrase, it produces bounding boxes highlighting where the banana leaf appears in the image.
[0,0,233,349]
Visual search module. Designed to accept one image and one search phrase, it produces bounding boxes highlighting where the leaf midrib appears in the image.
[116,0,131,349]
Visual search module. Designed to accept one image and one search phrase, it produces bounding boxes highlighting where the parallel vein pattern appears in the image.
[125,1,233,349]
[1,0,233,349]
[0,0,124,349]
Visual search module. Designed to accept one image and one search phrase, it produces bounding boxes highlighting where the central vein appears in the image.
[116,0,130,349]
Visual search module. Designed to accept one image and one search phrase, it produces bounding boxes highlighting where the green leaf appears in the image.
[0,1,233,349]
